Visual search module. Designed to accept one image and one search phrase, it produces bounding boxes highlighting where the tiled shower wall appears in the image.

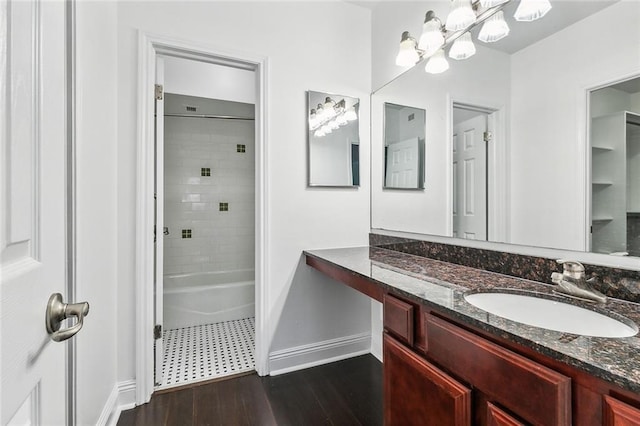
[163,95,255,275]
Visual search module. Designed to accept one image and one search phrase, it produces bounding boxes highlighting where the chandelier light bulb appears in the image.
[395,31,421,67]
[418,11,444,56]
[478,10,510,43]
[425,49,450,74]
[449,32,476,60]
[445,0,476,31]
[514,0,552,22]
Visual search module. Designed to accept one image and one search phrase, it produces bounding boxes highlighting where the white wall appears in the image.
[75,1,119,424]
[509,0,640,251]
[163,56,256,104]
[117,1,372,384]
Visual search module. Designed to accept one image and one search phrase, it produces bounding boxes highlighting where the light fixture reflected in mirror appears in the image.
[446,0,476,31]
[449,32,476,60]
[514,0,552,22]
[425,49,449,74]
[478,10,510,43]
[480,0,509,7]
[418,11,444,56]
[396,31,421,66]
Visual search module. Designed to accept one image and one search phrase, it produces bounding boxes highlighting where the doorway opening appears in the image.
[588,76,640,256]
[154,57,257,390]
[137,34,268,404]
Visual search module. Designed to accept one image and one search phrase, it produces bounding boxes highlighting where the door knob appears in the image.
[45,293,90,342]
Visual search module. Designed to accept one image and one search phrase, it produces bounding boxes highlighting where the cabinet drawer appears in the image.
[603,395,640,425]
[426,314,571,425]
[384,294,414,346]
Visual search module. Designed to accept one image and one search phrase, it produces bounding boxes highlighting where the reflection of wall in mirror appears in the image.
[309,121,359,186]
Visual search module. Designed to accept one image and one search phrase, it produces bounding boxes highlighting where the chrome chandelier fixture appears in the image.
[396,0,552,74]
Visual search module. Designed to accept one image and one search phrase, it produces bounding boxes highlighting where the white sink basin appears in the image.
[464,292,638,338]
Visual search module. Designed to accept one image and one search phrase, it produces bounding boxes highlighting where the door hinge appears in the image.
[483,131,493,142]
[155,84,163,101]
[154,324,162,339]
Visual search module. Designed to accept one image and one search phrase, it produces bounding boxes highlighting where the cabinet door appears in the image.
[384,333,471,426]
[604,395,640,426]
[487,402,525,426]
[426,314,571,425]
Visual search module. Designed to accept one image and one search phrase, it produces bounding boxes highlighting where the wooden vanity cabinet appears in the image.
[383,291,640,425]
[384,293,572,425]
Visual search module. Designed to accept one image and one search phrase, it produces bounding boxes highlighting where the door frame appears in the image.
[135,32,269,404]
[447,98,508,243]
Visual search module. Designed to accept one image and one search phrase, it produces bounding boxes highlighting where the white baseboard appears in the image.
[98,380,136,426]
[268,332,371,376]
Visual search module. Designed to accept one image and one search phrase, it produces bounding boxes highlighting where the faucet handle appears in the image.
[556,259,585,279]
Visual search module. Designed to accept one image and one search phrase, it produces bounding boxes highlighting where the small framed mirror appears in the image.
[307,90,360,187]
[383,103,425,189]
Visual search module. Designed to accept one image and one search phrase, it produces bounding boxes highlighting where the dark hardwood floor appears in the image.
[117,354,382,426]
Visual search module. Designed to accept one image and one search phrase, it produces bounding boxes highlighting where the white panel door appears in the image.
[1,1,68,424]
[452,114,487,240]
[385,137,420,188]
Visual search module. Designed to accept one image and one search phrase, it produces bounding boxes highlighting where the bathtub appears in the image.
[163,269,255,330]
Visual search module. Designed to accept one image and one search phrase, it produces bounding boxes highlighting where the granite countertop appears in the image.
[304,246,640,394]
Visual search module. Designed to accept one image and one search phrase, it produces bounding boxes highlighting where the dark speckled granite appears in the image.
[304,246,640,395]
[370,233,640,303]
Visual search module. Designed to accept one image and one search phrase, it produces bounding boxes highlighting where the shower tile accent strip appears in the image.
[237,144,246,153]
[369,233,640,303]
[181,229,192,239]
[219,202,229,212]
[158,317,255,390]
[201,167,211,177]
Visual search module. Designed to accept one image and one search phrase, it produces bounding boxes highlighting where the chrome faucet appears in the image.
[550,260,607,303]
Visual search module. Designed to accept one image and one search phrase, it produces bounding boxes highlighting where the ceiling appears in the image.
[349,0,620,54]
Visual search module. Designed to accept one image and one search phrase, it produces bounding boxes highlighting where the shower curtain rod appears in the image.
[163,113,255,121]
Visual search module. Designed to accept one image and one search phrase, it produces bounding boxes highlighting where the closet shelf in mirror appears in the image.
[592,181,613,187]
[592,145,614,151]
[592,217,614,222]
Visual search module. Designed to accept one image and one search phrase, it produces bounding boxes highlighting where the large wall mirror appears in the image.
[308,90,360,187]
[371,0,640,257]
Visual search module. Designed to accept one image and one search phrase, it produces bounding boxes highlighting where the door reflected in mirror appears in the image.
[590,76,640,256]
[452,105,492,241]
[308,90,360,187]
[384,103,425,189]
